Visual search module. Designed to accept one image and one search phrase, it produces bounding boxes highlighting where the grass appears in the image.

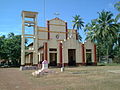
[98,63,120,66]
[22,66,120,90]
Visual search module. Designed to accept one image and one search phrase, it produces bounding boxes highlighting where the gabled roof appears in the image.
[48,17,66,23]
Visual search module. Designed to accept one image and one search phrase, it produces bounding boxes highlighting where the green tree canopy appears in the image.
[85,10,119,63]
[114,1,120,22]
[72,15,84,41]
[0,33,21,66]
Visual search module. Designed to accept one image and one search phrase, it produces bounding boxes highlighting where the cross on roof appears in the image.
[54,12,60,18]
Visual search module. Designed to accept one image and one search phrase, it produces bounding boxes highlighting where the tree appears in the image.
[0,33,21,66]
[114,1,120,11]
[8,32,14,38]
[113,1,120,63]
[85,19,107,62]
[97,10,118,56]
[85,10,119,63]
[72,15,84,41]
[0,35,5,60]
[84,19,99,42]
[114,1,120,46]
[114,1,120,22]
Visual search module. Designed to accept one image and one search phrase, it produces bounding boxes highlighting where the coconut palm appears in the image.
[85,19,99,42]
[85,19,104,62]
[97,10,119,49]
[114,1,120,46]
[85,10,119,62]
[97,10,119,62]
[72,15,84,41]
[114,1,120,11]
[97,10,118,38]
[85,10,118,43]
[114,1,120,22]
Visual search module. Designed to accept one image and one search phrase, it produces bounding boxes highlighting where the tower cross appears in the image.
[54,12,60,18]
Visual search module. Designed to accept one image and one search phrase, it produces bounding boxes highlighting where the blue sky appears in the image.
[0,0,119,41]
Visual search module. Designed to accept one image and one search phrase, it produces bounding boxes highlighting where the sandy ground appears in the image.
[0,68,36,90]
[0,66,120,90]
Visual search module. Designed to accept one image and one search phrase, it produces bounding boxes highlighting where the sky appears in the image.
[0,0,119,41]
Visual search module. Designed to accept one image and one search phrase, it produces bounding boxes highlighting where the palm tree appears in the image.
[114,1,120,22]
[72,15,84,41]
[85,19,103,62]
[97,10,119,62]
[85,19,99,42]
[114,1,120,11]
[97,10,117,38]
[85,10,119,63]
[114,1,120,47]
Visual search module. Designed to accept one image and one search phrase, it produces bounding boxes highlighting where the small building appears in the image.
[21,11,97,67]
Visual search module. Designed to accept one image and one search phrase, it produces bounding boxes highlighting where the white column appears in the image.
[39,53,41,62]
[21,13,25,65]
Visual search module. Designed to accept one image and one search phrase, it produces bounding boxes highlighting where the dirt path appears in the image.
[0,68,37,90]
[0,68,59,90]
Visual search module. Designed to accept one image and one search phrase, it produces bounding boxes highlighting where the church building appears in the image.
[21,11,97,67]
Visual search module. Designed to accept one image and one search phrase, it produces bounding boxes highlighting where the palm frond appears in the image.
[114,1,120,11]
[115,14,120,22]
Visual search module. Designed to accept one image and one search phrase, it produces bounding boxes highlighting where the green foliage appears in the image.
[114,1,120,22]
[97,63,120,66]
[114,1,120,12]
[0,35,6,59]
[72,15,84,30]
[0,32,21,66]
[85,10,120,63]
[72,15,84,41]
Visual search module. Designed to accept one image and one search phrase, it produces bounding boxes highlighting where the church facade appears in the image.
[21,11,97,67]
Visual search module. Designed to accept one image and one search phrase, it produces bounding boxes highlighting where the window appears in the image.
[86,49,92,52]
[49,48,57,51]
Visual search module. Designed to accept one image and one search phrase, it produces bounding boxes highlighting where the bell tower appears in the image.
[21,11,38,66]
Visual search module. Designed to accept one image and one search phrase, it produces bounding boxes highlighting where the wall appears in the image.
[63,38,82,64]
[47,40,59,63]
[49,18,66,40]
[25,18,96,66]
[38,27,48,47]
[84,40,95,63]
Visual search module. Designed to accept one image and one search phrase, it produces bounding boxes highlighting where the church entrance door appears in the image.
[49,53,57,66]
[68,49,76,66]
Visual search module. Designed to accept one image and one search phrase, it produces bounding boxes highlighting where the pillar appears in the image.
[94,44,97,65]
[59,42,63,67]
[81,44,85,65]
[28,54,31,64]
[21,13,25,66]
[47,21,50,40]
[39,53,41,63]
[33,14,38,65]
[76,30,78,40]
[65,22,68,40]
[44,42,48,60]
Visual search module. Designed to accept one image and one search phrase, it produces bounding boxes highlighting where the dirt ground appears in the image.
[0,66,120,90]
